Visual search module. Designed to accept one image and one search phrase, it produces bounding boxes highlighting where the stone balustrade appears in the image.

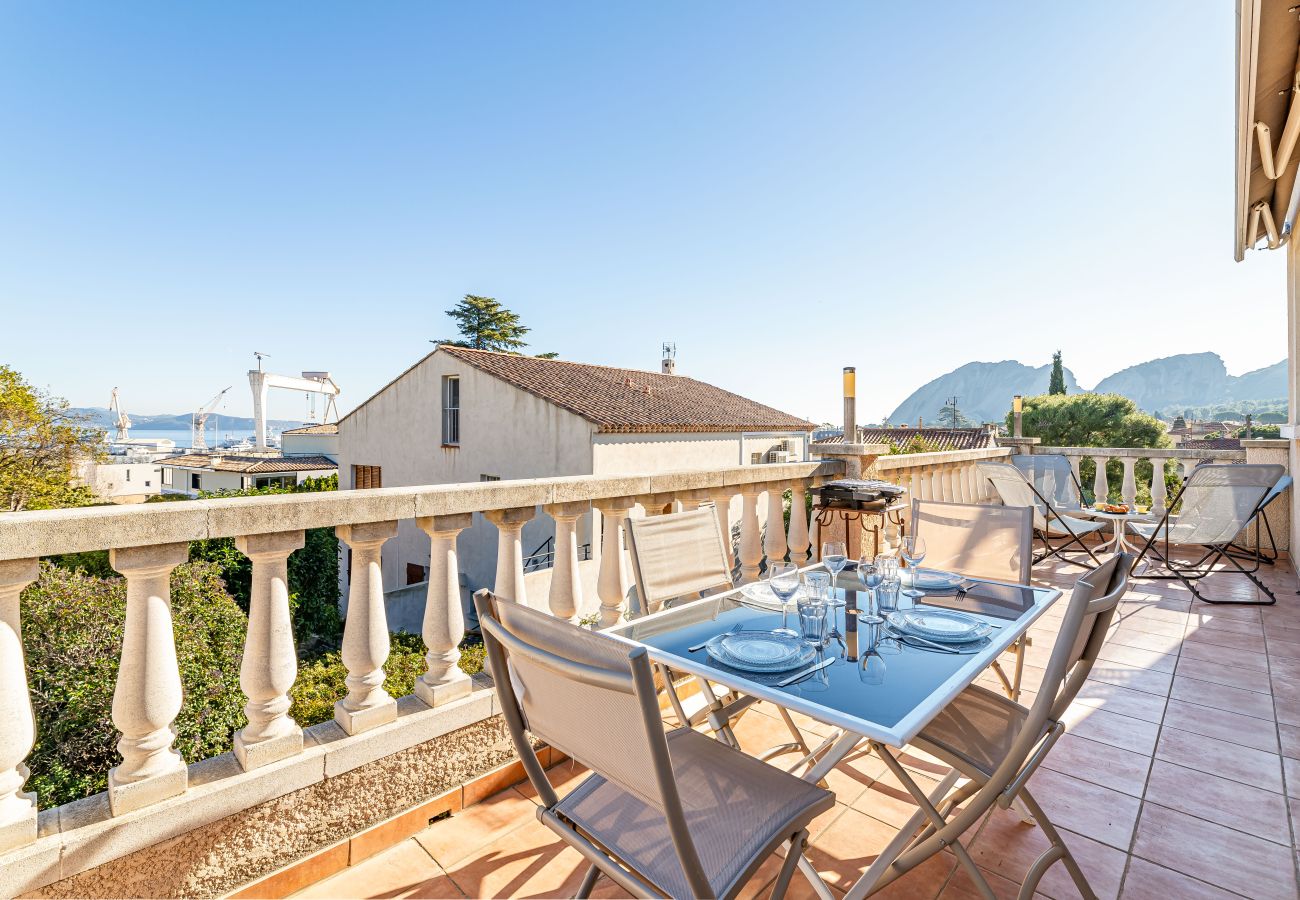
[871,446,1013,510]
[1035,445,1248,516]
[0,458,842,881]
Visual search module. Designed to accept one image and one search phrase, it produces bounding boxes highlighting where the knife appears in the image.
[888,629,961,654]
[776,657,835,687]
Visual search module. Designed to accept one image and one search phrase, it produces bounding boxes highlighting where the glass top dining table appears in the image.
[608,566,1062,748]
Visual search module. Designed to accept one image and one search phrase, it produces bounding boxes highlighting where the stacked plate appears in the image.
[886,609,992,645]
[705,631,815,673]
[899,569,965,592]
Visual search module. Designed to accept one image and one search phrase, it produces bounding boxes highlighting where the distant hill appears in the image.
[888,353,1286,424]
[888,360,1081,425]
[70,407,304,432]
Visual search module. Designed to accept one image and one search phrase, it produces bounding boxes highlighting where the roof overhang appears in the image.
[1236,0,1300,260]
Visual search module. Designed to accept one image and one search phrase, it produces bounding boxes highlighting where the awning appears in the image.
[1237,0,1300,259]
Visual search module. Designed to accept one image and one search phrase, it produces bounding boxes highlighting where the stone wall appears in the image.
[23,714,517,899]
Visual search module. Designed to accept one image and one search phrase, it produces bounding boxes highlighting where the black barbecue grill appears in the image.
[812,479,907,512]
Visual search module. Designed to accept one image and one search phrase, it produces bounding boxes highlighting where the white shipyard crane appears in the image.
[108,387,131,442]
[191,386,232,451]
[248,353,340,449]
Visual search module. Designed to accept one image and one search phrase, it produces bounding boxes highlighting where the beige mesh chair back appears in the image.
[891,554,1131,899]
[978,460,1105,571]
[625,506,732,617]
[473,591,834,899]
[1011,454,1085,511]
[910,499,1033,583]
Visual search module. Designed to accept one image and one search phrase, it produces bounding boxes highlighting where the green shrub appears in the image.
[21,561,247,808]
[289,633,485,728]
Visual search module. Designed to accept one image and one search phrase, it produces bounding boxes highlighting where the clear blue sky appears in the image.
[0,2,1285,426]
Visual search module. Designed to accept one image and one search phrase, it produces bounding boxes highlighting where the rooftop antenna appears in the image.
[661,341,677,375]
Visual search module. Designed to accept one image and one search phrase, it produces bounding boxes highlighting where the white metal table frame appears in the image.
[610,575,1062,900]
[1077,508,1152,555]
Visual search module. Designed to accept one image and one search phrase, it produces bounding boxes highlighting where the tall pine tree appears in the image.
[1048,350,1067,395]
[437,295,530,352]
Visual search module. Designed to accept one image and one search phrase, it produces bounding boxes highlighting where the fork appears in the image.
[689,621,744,652]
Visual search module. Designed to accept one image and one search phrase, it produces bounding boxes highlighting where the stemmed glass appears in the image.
[900,535,927,599]
[768,562,801,638]
[821,541,848,645]
[858,555,885,626]
[859,624,887,685]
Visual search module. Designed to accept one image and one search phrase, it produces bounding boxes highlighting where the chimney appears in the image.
[843,367,856,442]
[661,341,677,375]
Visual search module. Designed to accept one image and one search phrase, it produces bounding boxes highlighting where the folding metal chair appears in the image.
[909,499,1035,702]
[1128,463,1285,605]
[859,554,1131,900]
[1224,473,1291,566]
[625,507,813,759]
[978,461,1107,570]
[475,591,835,899]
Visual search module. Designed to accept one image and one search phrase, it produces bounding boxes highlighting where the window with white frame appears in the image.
[441,375,460,446]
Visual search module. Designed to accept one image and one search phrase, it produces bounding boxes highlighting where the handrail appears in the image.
[0,460,843,562]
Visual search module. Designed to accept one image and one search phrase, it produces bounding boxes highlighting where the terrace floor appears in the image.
[292,552,1300,900]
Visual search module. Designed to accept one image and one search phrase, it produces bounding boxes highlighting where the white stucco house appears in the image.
[337,345,814,622]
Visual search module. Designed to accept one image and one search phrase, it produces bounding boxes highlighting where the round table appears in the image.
[1077,508,1153,555]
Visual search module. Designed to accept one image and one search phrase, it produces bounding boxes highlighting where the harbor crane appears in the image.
[248,353,340,449]
[191,386,232,451]
[108,387,131,442]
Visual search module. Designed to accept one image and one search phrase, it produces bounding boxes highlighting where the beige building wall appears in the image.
[281,431,340,460]
[80,461,165,503]
[337,351,596,605]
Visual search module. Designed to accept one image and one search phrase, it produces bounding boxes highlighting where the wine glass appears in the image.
[858,556,885,626]
[900,535,927,599]
[768,562,801,637]
[822,541,848,594]
[859,624,887,685]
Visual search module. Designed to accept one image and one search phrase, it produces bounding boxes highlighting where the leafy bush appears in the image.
[289,633,484,728]
[22,561,247,808]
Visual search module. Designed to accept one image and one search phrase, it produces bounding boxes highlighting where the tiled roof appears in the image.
[160,453,338,473]
[429,346,815,434]
[1178,438,1243,450]
[814,427,996,452]
[281,423,339,435]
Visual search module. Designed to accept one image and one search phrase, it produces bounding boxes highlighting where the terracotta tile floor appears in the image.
[294,553,1300,899]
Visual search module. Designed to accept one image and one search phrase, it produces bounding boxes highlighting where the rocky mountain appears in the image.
[888,360,1081,425]
[888,353,1285,424]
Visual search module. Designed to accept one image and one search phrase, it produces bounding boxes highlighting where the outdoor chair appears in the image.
[1127,463,1285,605]
[867,553,1131,900]
[1224,472,1292,567]
[474,590,835,900]
[978,461,1107,570]
[625,507,812,758]
[1010,454,1086,511]
[909,499,1035,701]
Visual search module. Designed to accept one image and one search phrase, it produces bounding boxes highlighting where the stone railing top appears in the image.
[1035,446,1248,461]
[0,460,844,561]
[872,446,1011,471]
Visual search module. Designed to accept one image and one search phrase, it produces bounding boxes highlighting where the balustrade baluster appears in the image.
[1121,458,1138,507]
[233,530,305,770]
[108,543,191,814]
[484,507,534,605]
[738,486,764,583]
[707,487,737,570]
[544,502,586,624]
[335,522,399,735]
[0,559,38,851]
[416,513,474,707]
[1151,459,1169,517]
[763,484,788,566]
[787,480,811,566]
[1093,456,1110,504]
[594,498,635,626]
[1068,456,1083,492]
[1181,459,1199,482]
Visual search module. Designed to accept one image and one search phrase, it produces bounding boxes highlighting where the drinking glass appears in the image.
[876,554,901,613]
[858,557,885,626]
[797,595,828,646]
[822,541,848,594]
[859,624,887,685]
[768,562,801,637]
[900,535,927,599]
